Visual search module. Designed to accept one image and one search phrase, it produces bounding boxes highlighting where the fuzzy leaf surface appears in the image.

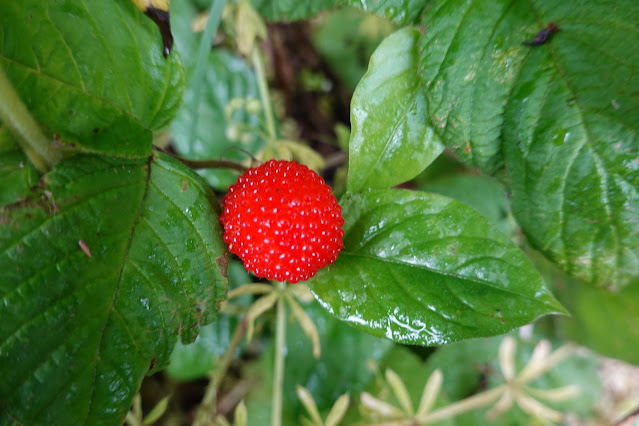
[0,0,184,157]
[309,189,565,345]
[349,28,443,192]
[0,153,227,424]
[418,0,639,288]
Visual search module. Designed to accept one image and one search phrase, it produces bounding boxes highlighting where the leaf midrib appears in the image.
[83,157,152,424]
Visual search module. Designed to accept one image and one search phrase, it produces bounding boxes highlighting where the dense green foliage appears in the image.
[1,0,637,424]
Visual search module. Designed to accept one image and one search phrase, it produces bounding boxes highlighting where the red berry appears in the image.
[220,160,344,283]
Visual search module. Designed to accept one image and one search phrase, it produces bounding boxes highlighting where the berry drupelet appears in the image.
[220,160,344,283]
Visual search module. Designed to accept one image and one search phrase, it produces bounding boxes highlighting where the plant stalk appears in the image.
[176,157,248,172]
[0,65,61,172]
[188,0,227,148]
[271,281,287,426]
[194,317,248,426]
[250,47,279,156]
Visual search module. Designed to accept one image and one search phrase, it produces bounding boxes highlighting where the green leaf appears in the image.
[167,261,251,380]
[170,49,265,190]
[251,0,334,22]
[559,281,639,365]
[309,189,565,346]
[341,346,453,426]
[0,152,227,424]
[312,9,395,92]
[540,257,639,365]
[417,0,639,288]
[339,0,428,25]
[419,174,515,237]
[0,0,185,157]
[0,128,40,206]
[424,333,601,423]
[348,28,443,192]
[245,299,393,423]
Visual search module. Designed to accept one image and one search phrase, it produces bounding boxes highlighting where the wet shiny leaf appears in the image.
[418,0,639,288]
[0,153,227,424]
[0,0,184,157]
[349,28,443,192]
[309,189,565,345]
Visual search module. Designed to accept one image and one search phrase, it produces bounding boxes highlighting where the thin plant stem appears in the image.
[194,317,248,426]
[250,47,279,156]
[176,157,248,172]
[188,0,227,148]
[271,281,287,426]
[0,65,61,172]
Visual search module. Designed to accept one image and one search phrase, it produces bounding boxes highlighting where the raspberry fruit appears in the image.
[220,160,344,283]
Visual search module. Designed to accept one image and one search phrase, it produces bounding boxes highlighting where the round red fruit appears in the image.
[220,160,344,283]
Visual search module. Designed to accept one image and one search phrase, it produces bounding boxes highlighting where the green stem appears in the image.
[250,47,279,155]
[188,0,227,147]
[176,157,248,172]
[194,317,248,426]
[271,281,287,426]
[0,65,61,172]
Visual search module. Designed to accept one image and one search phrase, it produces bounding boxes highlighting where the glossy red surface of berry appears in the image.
[220,160,344,283]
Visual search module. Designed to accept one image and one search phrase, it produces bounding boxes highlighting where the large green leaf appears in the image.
[166,261,251,380]
[251,0,334,22]
[348,28,443,192]
[252,0,426,24]
[245,299,393,423]
[417,0,639,288]
[340,0,428,25]
[0,0,185,157]
[309,189,565,346]
[0,152,227,424]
